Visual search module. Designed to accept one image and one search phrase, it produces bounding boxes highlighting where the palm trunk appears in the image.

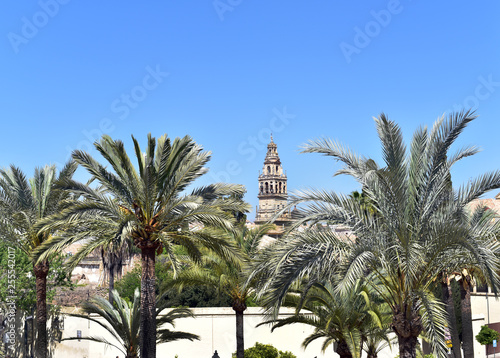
[396,335,418,358]
[392,305,423,358]
[232,299,247,358]
[336,338,353,358]
[34,261,49,358]
[459,275,474,358]
[442,276,462,358]
[108,263,115,303]
[140,246,157,358]
[126,351,139,358]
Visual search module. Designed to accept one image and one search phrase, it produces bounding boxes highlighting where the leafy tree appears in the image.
[475,325,500,346]
[0,162,77,358]
[250,111,500,358]
[234,342,297,358]
[36,134,248,358]
[0,243,72,312]
[115,260,233,307]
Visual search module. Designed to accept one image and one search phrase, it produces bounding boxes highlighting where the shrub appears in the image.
[476,325,500,346]
[233,342,297,358]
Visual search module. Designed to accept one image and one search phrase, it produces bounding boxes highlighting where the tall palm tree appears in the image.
[250,111,500,358]
[36,134,248,358]
[171,223,273,358]
[0,162,77,358]
[62,289,199,358]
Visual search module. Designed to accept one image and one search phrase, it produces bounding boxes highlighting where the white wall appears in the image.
[54,307,398,358]
[52,296,499,358]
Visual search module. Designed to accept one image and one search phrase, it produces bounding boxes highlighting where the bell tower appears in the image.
[255,136,292,231]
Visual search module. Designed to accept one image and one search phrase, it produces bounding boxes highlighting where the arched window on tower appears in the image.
[267,166,271,174]
[284,184,286,193]
[270,184,273,193]
[260,185,263,194]
[265,182,269,193]
[279,182,282,193]
[276,166,278,173]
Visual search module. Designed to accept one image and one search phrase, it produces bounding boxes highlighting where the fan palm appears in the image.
[171,223,274,358]
[0,161,77,358]
[250,111,500,358]
[62,288,199,358]
[35,134,248,358]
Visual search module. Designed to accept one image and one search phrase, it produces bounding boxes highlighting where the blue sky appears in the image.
[1,1,500,219]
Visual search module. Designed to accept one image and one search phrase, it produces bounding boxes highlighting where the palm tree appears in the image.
[0,162,77,358]
[100,238,133,302]
[250,111,500,358]
[452,204,500,358]
[259,276,391,358]
[62,289,199,358]
[49,203,135,303]
[171,223,274,358]
[36,134,248,358]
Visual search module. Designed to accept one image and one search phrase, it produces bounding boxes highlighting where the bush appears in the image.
[233,342,297,358]
[476,325,500,345]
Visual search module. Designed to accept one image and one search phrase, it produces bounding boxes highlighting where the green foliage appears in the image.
[115,265,141,303]
[0,241,72,312]
[476,325,500,345]
[277,350,296,358]
[395,353,436,358]
[115,261,232,307]
[233,342,297,358]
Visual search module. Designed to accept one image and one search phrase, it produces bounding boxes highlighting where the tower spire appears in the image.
[255,136,291,235]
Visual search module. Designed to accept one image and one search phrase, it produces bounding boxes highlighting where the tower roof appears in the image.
[264,135,280,164]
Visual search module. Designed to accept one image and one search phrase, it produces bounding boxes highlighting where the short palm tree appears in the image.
[0,162,77,358]
[259,277,391,358]
[250,111,500,358]
[171,223,273,358]
[36,134,248,358]
[62,289,199,358]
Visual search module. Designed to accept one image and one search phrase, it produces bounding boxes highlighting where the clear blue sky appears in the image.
[1,1,500,219]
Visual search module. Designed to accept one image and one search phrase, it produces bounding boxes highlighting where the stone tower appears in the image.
[254,136,292,232]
